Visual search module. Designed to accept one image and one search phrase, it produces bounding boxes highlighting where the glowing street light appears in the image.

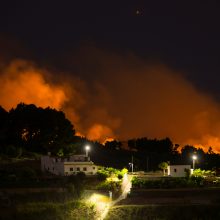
[129,156,134,174]
[192,155,197,170]
[129,163,133,174]
[85,145,90,157]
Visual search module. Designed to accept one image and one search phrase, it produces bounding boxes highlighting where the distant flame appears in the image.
[2,49,220,153]
[102,137,115,145]
[75,131,86,138]
[86,124,114,142]
[186,135,220,153]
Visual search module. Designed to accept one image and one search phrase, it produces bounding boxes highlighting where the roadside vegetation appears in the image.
[131,169,220,189]
[95,167,128,197]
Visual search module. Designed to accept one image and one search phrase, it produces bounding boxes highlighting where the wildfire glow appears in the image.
[102,137,115,145]
[2,48,220,153]
[86,124,114,142]
[0,60,67,110]
[75,131,85,138]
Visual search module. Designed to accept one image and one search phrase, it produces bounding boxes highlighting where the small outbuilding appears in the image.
[167,165,192,177]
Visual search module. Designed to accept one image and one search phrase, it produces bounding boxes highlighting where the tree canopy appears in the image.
[1,103,220,171]
[0,103,75,156]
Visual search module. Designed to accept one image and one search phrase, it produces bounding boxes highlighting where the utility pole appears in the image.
[131,156,134,174]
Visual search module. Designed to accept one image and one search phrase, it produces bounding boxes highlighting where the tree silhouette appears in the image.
[158,161,168,176]
[6,103,75,155]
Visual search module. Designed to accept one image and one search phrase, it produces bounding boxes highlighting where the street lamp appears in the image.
[85,145,90,157]
[129,163,133,174]
[192,155,197,170]
[129,156,134,174]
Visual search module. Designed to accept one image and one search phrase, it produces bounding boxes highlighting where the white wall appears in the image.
[41,155,98,176]
[64,162,98,175]
[168,165,191,177]
[41,156,64,175]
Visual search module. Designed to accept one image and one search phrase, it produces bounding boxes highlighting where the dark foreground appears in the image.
[105,188,220,220]
[106,204,220,220]
[1,188,220,219]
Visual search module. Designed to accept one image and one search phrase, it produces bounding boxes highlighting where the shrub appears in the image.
[96,180,121,192]
[190,176,204,186]
[97,168,109,180]
[97,167,127,181]
[131,177,207,189]
[96,181,112,190]
[118,168,128,179]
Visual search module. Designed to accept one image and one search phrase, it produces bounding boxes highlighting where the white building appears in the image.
[41,154,98,176]
[167,165,191,177]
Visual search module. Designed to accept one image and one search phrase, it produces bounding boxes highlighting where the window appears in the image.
[83,167,87,171]
[174,168,177,172]
[77,167,80,171]
[70,167,73,171]
[93,167,96,170]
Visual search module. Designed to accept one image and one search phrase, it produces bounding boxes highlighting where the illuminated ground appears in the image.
[85,174,132,220]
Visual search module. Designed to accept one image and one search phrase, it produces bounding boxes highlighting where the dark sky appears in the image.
[1,0,220,97]
[2,1,220,150]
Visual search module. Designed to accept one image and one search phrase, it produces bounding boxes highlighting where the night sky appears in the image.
[1,1,220,151]
[1,1,220,95]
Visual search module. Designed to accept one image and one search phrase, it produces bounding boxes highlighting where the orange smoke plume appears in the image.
[2,47,220,153]
[69,47,220,153]
[86,124,114,142]
[0,60,67,110]
[0,58,117,142]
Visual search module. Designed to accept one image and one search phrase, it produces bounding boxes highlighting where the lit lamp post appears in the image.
[129,156,134,174]
[192,155,197,170]
[129,162,133,174]
[85,145,90,157]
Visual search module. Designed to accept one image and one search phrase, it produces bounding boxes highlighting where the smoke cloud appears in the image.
[1,47,220,152]
[0,60,67,110]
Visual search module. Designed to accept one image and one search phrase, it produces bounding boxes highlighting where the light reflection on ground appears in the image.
[86,193,111,220]
[86,174,132,220]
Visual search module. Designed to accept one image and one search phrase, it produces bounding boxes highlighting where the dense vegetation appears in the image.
[131,176,220,189]
[0,103,75,156]
[1,103,220,171]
